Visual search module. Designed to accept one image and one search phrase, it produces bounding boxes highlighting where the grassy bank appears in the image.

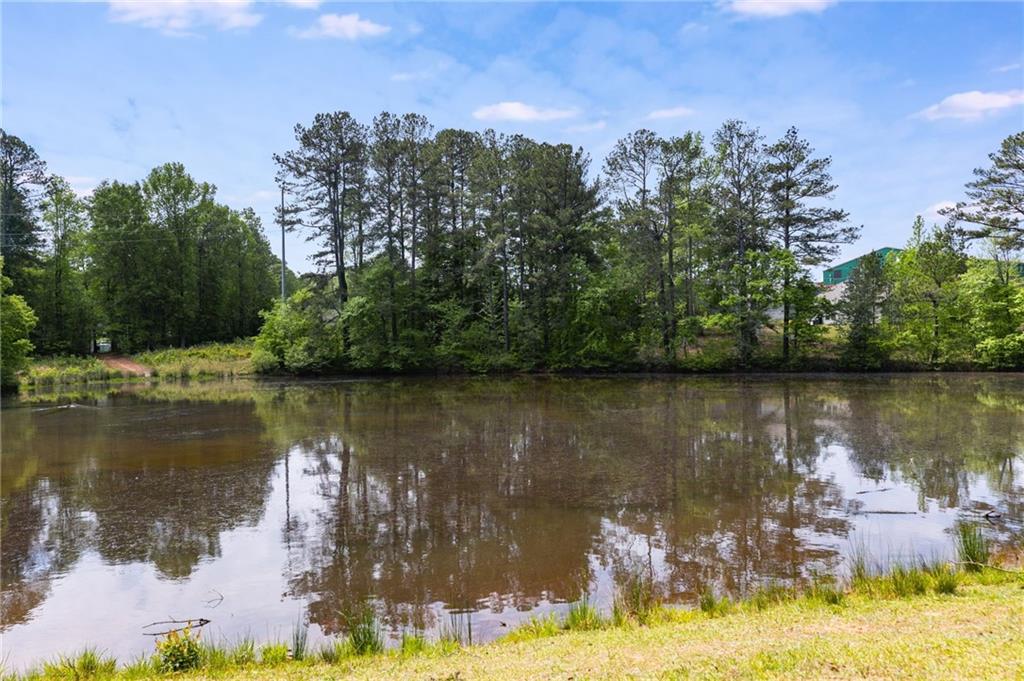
[7,549,1021,680]
[21,341,254,388]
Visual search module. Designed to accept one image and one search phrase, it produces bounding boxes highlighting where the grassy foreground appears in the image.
[10,568,1022,681]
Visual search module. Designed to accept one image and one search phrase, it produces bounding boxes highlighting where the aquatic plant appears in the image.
[954,523,989,571]
[615,568,658,624]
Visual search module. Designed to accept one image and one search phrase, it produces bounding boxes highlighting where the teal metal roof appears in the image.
[822,248,900,285]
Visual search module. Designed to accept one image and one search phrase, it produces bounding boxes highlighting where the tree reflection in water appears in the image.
[1,375,1021,664]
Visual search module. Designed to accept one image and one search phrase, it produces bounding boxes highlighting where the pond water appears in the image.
[1,375,1022,669]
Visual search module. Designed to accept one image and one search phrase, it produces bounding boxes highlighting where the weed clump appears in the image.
[342,603,383,656]
[565,597,606,631]
[155,629,202,673]
[955,523,989,571]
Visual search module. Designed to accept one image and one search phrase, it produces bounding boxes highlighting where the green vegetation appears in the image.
[955,522,991,571]
[0,258,38,391]
[135,340,254,379]
[5,561,1020,680]
[3,126,1022,381]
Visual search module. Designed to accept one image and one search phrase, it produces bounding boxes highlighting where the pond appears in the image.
[1,375,1022,669]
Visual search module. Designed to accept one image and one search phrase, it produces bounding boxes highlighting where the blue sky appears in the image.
[3,1,1022,273]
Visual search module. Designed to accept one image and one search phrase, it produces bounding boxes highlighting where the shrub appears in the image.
[155,628,202,673]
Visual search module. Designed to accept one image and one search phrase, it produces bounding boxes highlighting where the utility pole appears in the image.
[279,185,286,302]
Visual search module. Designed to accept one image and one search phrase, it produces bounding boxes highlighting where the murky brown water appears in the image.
[2,375,1022,669]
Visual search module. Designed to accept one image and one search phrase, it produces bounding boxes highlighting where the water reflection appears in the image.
[1,375,1021,668]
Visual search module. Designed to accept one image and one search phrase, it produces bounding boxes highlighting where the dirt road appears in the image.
[101,355,151,377]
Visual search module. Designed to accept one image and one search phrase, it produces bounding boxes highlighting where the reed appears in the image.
[954,523,989,571]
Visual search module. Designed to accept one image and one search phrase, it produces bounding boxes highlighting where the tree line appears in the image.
[1,120,1022,384]
[0,129,285,383]
[257,113,861,372]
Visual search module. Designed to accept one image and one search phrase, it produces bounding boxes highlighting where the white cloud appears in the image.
[280,0,321,8]
[680,21,709,34]
[472,101,578,122]
[916,89,1024,121]
[108,1,262,36]
[66,176,99,198]
[922,200,956,224]
[647,105,696,119]
[723,0,836,18]
[566,120,607,133]
[993,62,1021,73]
[293,13,391,40]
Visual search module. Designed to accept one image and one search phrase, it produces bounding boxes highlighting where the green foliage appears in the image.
[1,259,38,389]
[839,249,890,369]
[155,628,202,673]
[317,640,352,663]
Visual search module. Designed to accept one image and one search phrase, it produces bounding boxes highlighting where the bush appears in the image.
[976,334,1024,370]
[155,628,202,673]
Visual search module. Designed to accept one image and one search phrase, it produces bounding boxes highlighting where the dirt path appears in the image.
[102,355,151,377]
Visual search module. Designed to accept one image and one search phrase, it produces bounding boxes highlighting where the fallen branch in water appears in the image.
[142,617,211,636]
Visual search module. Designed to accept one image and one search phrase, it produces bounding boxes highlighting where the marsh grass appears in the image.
[342,604,383,656]
[502,614,560,643]
[258,643,288,665]
[438,612,473,647]
[747,582,795,612]
[807,574,846,606]
[955,523,989,571]
[42,649,117,679]
[615,568,658,624]
[564,597,605,631]
[698,589,732,617]
[290,618,308,661]
[316,640,351,664]
[399,633,429,657]
[228,639,255,667]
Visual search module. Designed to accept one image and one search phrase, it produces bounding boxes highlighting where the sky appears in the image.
[3,0,1023,274]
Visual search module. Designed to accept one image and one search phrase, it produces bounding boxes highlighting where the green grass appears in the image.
[564,597,606,631]
[6,563,1021,680]
[342,604,383,656]
[23,356,126,387]
[135,341,254,380]
[955,522,990,571]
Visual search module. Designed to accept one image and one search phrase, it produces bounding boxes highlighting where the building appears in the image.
[822,247,900,286]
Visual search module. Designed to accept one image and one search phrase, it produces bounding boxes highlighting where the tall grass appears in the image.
[342,603,383,656]
[614,568,658,624]
[290,617,309,661]
[564,596,606,631]
[42,649,116,679]
[954,523,989,571]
